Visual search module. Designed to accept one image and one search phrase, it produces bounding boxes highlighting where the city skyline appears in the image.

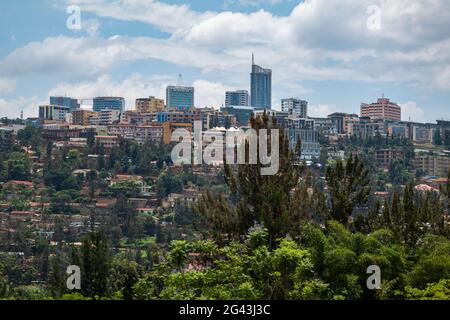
[1,0,450,122]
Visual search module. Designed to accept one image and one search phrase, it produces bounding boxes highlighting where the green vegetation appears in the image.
[0,122,448,300]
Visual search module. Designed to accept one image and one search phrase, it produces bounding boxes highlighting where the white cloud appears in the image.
[4,0,450,89]
[82,19,101,37]
[0,78,16,94]
[308,104,335,118]
[2,0,450,119]
[192,80,233,108]
[56,0,214,33]
[401,101,425,122]
[47,74,233,110]
[48,73,168,111]
[0,35,241,78]
[0,96,45,119]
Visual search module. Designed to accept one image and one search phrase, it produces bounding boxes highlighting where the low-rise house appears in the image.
[3,180,34,190]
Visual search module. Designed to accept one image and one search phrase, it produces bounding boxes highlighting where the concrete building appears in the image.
[135,125,164,144]
[327,113,359,134]
[375,149,405,166]
[162,122,192,144]
[72,110,98,126]
[284,118,320,160]
[350,117,386,138]
[93,97,125,113]
[413,152,450,177]
[225,90,249,107]
[39,105,70,122]
[281,98,308,118]
[135,97,165,113]
[95,135,119,150]
[308,117,338,135]
[90,109,121,125]
[107,124,136,140]
[156,108,202,126]
[122,111,157,126]
[221,106,255,127]
[360,97,401,121]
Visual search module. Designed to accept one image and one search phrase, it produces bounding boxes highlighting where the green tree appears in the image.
[325,154,371,225]
[1,152,31,181]
[81,232,110,299]
[197,114,305,249]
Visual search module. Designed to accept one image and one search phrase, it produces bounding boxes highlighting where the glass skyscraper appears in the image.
[93,97,125,113]
[50,96,80,112]
[250,55,272,110]
[166,86,195,110]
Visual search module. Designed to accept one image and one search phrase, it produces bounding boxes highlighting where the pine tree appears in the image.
[390,191,404,241]
[196,113,304,249]
[81,232,110,299]
[325,154,371,225]
[403,183,420,248]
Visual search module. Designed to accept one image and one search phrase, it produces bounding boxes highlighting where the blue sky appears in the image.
[0,0,450,122]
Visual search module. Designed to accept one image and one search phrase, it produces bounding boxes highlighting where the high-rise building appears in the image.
[360,97,401,122]
[166,86,194,110]
[136,96,165,113]
[225,90,249,107]
[93,97,125,113]
[250,55,272,110]
[50,96,80,112]
[39,105,70,122]
[281,98,308,118]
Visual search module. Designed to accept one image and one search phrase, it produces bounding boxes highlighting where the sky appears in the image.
[0,0,450,122]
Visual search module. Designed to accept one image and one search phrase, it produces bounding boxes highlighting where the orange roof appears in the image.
[415,184,439,192]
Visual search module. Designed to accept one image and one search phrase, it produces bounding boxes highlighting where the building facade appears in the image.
[360,97,401,121]
[225,90,249,107]
[93,97,125,113]
[89,109,121,125]
[166,86,195,110]
[39,105,70,122]
[50,96,80,112]
[135,96,165,113]
[281,98,308,118]
[284,118,320,160]
[72,110,98,126]
[220,106,255,127]
[413,152,450,177]
[250,56,272,110]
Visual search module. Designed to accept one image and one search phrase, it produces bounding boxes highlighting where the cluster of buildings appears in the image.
[9,56,448,172]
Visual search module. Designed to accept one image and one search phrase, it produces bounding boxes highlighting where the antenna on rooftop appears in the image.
[177,74,183,86]
[252,53,255,65]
